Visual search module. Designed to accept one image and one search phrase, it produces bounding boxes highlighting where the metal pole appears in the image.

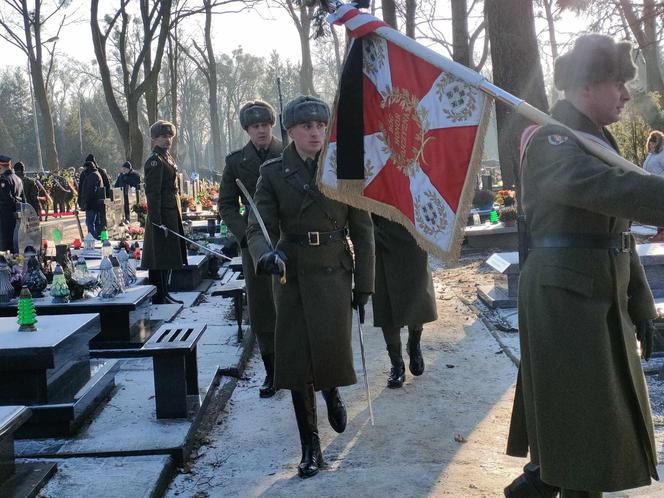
[27,60,44,173]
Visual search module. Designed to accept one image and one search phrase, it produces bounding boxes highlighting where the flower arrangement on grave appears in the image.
[17,286,37,332]
[0,256,14,304]
[180,195,195,212]
[132,202,148,227]
[50,264,70,303]
[495,189,516,207]
[24,253,47,298]
[499,206,518,226]
[127,226,144,240]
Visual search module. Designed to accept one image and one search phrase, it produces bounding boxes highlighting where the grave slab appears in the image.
[169,255,210,291]
[465,222,518,250]
[477,251,519,309]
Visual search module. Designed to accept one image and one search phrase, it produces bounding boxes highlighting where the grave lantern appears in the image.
[117,248,136,287]
[24,252,47,298]
[0,256,14,304]
[109,254,125,294]
[17,286,37,332]
[50,264,70,303]
[98,257,121,299]
[83,233,95,251]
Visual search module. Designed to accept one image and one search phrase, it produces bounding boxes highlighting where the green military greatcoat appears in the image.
[218,138,282,355]
[247,143,375,391]
[508,100,664,492]
[371,214,437,329]
[142,147,187,270]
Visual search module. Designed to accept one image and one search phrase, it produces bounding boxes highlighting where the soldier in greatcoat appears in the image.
[142,120,187,305]
[0,155,23,253]
[504,34,664,498]
[247,96,375,479]
[372,214,437,388]
[218,100,282,398]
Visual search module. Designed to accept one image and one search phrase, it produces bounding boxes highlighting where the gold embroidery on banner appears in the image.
[377,87,433,177]
[414,190,448,235]
[436,73,477,122]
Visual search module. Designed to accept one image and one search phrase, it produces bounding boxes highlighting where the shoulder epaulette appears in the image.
[225,149,243,160]
[261,156,282,168]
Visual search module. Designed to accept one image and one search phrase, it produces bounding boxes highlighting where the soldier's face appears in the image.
[587,80,630,126]
[154,133,173,150]
[246,122,272,149]
[288,121,327,158]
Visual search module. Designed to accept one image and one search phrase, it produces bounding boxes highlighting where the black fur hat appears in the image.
[554,34,636,91]
[150,120,177,139]
[281,96,330,129]
[239,100,276,130]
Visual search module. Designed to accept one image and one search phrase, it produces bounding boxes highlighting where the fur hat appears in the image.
[13,161,24,174]
[150,120,177,139]
[239,100,276,130]
[554,34,636,91]
[85,153,96,163]
[121,161,132,170]
[281,96,330,129]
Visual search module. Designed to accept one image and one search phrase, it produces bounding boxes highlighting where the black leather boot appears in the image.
[149,270,167,304]
[162,271,183,304]
[259,354,277,398]
[386,343,406,388]
[504,464,560,498]
[407,328,425,376]
[321,387,347,433]
[291,385,323,479]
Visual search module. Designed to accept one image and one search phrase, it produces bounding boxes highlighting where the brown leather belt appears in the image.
[529,232,631,253]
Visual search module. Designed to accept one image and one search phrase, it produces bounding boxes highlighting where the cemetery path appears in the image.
[165,254,528,497]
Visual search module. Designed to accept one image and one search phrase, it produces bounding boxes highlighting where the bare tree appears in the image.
[381,0,397,28]
[486,0,549,188]
[90,0,172,170]
[276,0,318,95]
[0,0,70,170]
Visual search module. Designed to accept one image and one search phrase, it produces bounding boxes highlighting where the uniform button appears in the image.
[304,184,309,190]
[324,267,333,274]
[285,168,290,172]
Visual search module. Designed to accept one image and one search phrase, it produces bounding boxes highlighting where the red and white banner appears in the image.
[318,5,491,260]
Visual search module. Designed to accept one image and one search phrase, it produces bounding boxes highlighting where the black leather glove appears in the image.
[635,319,655,361]
[351,290,370,309]
[256,250,287,276]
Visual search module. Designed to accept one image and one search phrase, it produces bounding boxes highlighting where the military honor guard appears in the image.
[371,214,437,388]
[142,120,187,305]
[504,34,664,498]
[0,155,23,253]
[218,100,282,398]
[247,96,375,478]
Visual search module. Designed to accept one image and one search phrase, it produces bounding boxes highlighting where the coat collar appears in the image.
[241,137,283,163]
[550,100,620,152]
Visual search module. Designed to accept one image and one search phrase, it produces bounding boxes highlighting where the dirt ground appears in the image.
[165,250,664,498]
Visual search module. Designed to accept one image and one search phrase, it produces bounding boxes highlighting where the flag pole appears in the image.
[329,2,646,176]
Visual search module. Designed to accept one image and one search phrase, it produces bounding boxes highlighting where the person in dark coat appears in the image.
[77,161,103,239]
[114,161,141,221]
[372,214,437,388]
[218,100,282,398]
[142,120,187,305]
[247,96,375,479]
[0,155,23,253]
[86,154,111,229]
[504,34,664,498]
[13,162,39,215]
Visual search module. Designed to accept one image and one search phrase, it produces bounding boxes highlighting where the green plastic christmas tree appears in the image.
[17,286,37,332]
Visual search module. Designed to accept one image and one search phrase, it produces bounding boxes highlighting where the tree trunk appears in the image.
[619,0,664,104]
[29,60,59,171]
[127,96,145,173]
[297,4,317,96]
[141,0,159,124]
[167,33,179,158]
[404,0,416,38]
[381,0,397,29]
[485,0,549,189]
[451,0,470,66]
[204,0,223,174]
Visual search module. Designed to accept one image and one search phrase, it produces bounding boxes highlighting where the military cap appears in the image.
[554,34,636,91]
[0,155,11,165]
[150,120,177,139]
[239,100,276,130]
[281,96,330,130]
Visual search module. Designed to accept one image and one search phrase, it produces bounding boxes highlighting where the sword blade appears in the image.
[151,223,232,261]
[356,308,375,426]
[234,178,274,252]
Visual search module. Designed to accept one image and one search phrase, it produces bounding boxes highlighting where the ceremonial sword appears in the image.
[151,222,232,261]
[357,305,375,426]
[234,178,287,284]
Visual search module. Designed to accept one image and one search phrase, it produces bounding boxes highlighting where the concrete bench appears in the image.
[0,406,57,497]
[95,323,207,419]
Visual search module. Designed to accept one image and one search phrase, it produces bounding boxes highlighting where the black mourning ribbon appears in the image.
[337,37,365,181]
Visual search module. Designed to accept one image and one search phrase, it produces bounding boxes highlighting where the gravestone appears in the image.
[14,203,41,254]
[477,251,519,308]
